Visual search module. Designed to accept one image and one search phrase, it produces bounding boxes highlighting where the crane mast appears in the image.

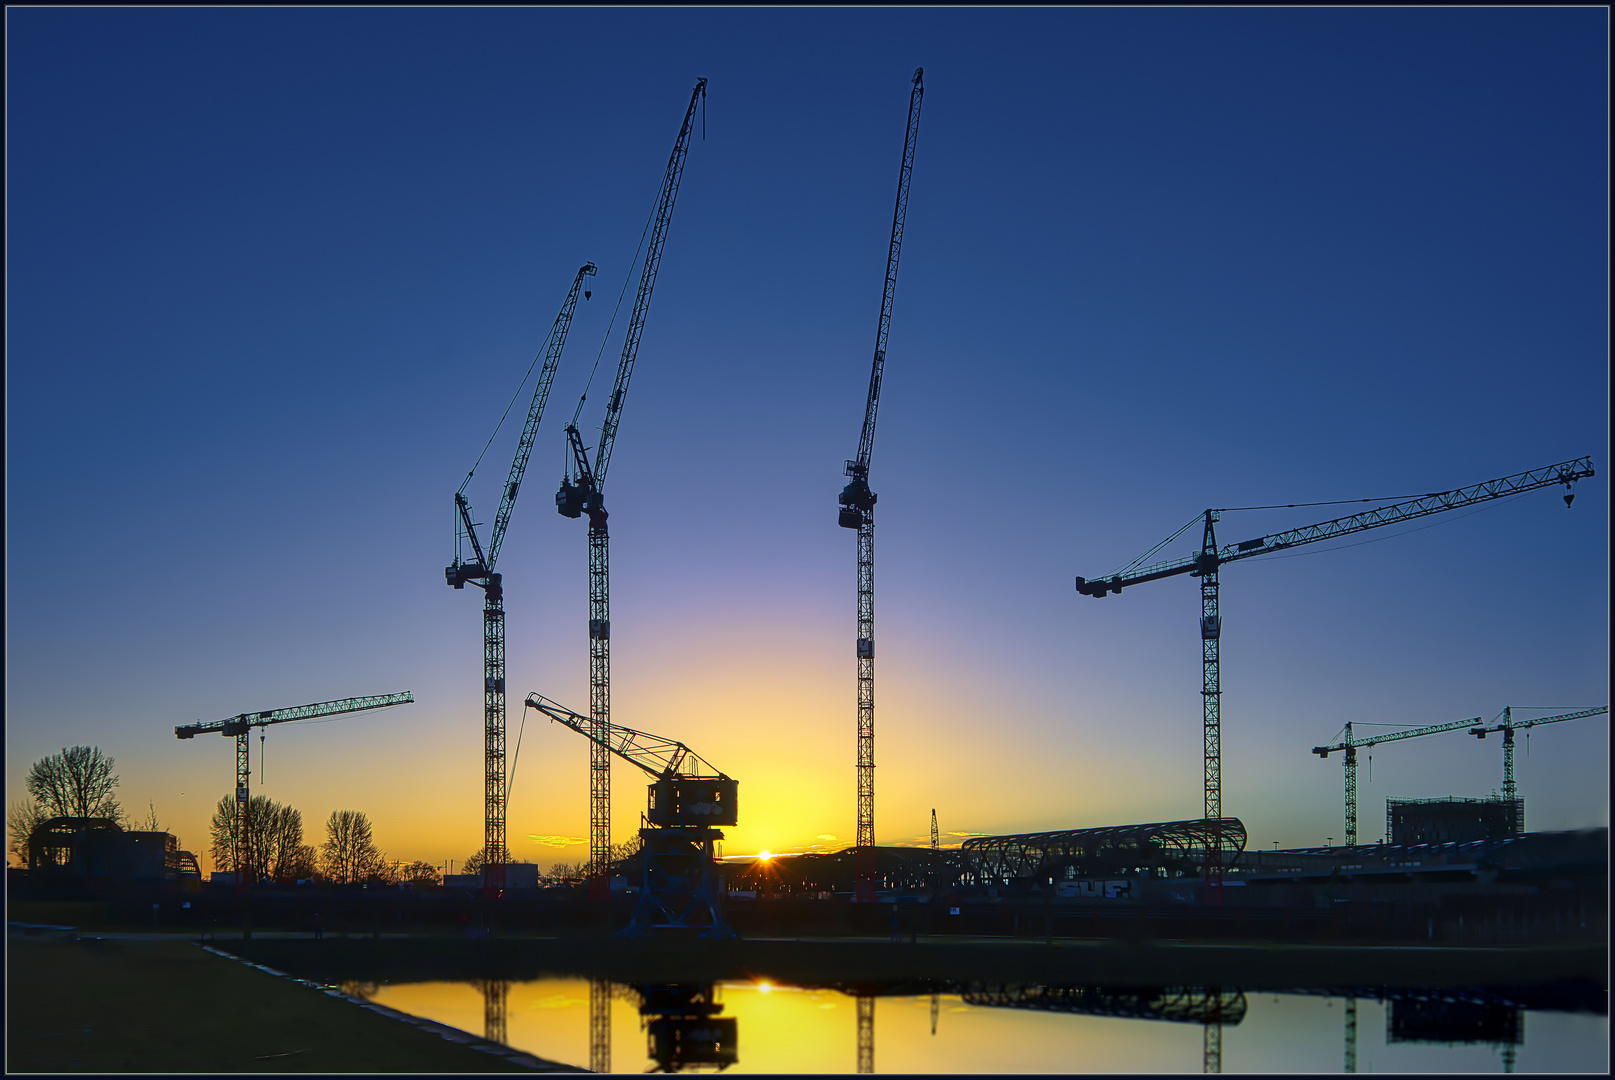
[838,69,923,902]
[558,78,706,898]
[175,692,414,885]
[1077,456,1594,900]
[448,262,596,898]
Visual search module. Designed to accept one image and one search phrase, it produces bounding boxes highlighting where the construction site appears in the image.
[8,31,1608,1078]
[15,69,1607,940]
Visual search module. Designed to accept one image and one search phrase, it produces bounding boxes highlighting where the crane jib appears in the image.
[1077,456,1595,595]
[849,74,924,479]
[174,691,414,739]
[590,79,706,491]
[523,693,726,781]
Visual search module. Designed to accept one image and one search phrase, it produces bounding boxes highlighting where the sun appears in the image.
[757,850,773,861]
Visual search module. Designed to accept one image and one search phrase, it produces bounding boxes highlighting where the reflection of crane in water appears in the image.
[1291,985,1536,1074]
[590,977,612,1075]
[1344,995,1357,1073]
[1202,987,1223,1073]
[638,984,737,1073]
[472,980,510,1046]
[855,993,874,1073]
[583,981,738,1073]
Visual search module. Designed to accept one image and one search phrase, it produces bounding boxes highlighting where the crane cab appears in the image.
[556,479,585,518]
[648,778,738,827]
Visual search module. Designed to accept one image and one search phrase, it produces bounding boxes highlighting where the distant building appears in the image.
[1387,797,1521,845]
[26,817,200,881]
[443,863,541,890]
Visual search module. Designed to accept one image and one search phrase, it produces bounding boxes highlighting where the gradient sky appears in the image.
[7,8,1608,873]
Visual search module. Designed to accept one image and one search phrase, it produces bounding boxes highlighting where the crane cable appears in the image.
[568,82,706,439]
[506,705,529,807]
[1111,513,1204,578]
[457,325,555,499]
[570,189,659,430]
[1123,491,1530,580]
[1254,494,1527,563]
[1215,493,1443,513]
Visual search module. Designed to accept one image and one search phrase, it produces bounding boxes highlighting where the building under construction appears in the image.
[1387,796,1522,846]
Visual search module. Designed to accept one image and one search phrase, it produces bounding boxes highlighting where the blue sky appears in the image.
[7,8,1607,869]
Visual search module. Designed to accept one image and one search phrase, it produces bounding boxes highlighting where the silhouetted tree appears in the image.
[7,799,47,866]
[137,800,167,832]
[25,746,122,822]
[545,860,586,884]
[402,860,440,885]
[321,809,384,884]
[462,844,514,876]
[209,796,314,881]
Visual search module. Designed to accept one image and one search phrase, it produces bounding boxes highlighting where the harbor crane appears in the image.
[836,69,924,903]
[175,691,414,883]
[556,78,706,899]
[525,693,736,938]
[446,262,596,898]
[1076,456,1595,897]
[1312,714,1485,845]
[1469,706,1608,833]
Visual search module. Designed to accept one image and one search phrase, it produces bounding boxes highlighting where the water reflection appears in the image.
[639,984,738,1072]
[361,976,1604,1073]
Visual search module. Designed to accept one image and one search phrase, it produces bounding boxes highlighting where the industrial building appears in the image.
[26,816,199,882]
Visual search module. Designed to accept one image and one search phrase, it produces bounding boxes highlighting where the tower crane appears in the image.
[525,693,736,938]
[1312,714,1485,845]
[836,68,924,904]
[1469,706,1608,833]
[556,78,706,899]
[447,263,596,899]
[1076,456,1595,898]
[175,691,414,883]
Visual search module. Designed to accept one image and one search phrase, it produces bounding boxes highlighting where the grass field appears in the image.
[6,932,574,1073]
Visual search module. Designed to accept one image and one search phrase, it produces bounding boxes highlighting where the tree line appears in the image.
[209,797,437,886]
[10,744,609,884]
[7,745,440,885]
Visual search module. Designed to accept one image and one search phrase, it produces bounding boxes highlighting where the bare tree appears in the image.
[209,796,314,881]
[402,860,440,886]
[138,801,161,831]
[7,799,47,866]
[462,844,514,876]
[546,860,586,884]
[25,746,122,822]
[321,810,384,885]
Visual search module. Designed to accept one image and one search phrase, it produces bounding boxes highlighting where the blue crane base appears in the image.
[619,826,737,940]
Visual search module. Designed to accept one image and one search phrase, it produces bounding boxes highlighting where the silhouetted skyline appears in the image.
[7,7,1607,871]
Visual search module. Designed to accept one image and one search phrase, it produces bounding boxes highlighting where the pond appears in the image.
[356,976,1606,1073]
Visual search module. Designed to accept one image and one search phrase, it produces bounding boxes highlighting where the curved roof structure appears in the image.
[960,817,1246,885]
